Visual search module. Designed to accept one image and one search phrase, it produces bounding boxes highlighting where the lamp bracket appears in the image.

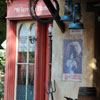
[43,0,65,33]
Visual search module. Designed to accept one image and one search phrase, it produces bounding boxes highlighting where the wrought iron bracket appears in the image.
[43,0,65,33]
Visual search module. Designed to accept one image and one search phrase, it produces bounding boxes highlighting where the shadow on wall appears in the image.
[87,11,100,100]
[93,11,100,100]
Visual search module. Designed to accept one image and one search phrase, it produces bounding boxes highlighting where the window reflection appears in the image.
[18,24,28,52]
[29,52,35,63]
[28,64,34,85]
[17,64,26,85]
[16,64,26,100]
[18,52,27,63]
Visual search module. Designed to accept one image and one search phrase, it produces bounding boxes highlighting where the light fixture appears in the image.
[29,36,37,44]
[48,24,53,34]
[68,3,84,29]
[48,24,53,64]
[61,0,73,21]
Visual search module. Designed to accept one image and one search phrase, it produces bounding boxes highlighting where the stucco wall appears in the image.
[51,0,96,100]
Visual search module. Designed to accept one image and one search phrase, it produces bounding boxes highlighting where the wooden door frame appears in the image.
[4,19,50,100]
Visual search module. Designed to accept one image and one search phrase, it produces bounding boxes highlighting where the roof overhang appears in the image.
[87,1,100,12]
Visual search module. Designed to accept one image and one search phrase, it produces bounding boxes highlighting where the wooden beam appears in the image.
[87,2,100,12]
[43,0,65,33]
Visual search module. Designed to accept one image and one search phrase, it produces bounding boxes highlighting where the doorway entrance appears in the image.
[14,21,53,100]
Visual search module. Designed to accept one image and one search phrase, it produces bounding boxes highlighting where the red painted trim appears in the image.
[45,24,49,100]
[34,22,49,100]
[7,0,53,20]
[4,20,16,100]
[6,15,52,20]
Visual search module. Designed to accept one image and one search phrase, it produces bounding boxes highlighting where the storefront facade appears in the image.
[4,0,100,100]
[4,0,52,100]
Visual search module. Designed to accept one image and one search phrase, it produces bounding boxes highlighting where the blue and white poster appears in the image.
[63,39,83,81]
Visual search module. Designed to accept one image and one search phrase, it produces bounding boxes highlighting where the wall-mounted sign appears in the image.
[7,0,52,19]
[63,39,83,81]
[70,29,83,35]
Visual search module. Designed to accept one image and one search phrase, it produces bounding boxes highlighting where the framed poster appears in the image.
[63,39,83,81]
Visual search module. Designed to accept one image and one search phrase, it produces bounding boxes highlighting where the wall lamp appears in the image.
[61,0,84,29]
[69,3,84,29]
[61,0,73,21]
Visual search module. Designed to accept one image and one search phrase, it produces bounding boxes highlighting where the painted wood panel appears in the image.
[7,0,53,19]
[4,20,16,100]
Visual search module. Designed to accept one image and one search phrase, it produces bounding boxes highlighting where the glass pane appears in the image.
[29,23,36,63]
[29,52,35,63]
[18,52,27,63]
[29,42,36,52]
[30,24,35,37]
[29,23,36,52]
[16,64,26,100]
[27,64,34,100]
[18,24,28,52]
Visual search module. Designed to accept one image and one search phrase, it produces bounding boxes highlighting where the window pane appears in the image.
[27,64,34,100]
[30,24,35,37]
[29,42,36,52]
[29,23,36,63]
[16,64,26,100]
[18,24,28,52]
[29,52,35,63]
[18,52,27,63]
[29,23,36,52]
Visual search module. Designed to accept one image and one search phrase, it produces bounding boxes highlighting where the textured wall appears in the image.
[51,0,96,100]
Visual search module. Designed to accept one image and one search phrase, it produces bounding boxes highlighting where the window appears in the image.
[15,22,36,100]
